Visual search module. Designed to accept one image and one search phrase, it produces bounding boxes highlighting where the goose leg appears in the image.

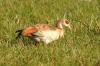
[45,44,49,48]
[44,40,50,48]
[35,41,40,47]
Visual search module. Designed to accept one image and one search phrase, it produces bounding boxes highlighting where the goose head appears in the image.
[57,19,71,29]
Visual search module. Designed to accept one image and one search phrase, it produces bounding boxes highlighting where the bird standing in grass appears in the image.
[16,19,71,47]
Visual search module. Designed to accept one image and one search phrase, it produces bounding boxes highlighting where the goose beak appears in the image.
[68,25,71,30]
[65,24,71,30]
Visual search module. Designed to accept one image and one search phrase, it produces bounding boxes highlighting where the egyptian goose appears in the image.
[16,19,71,46]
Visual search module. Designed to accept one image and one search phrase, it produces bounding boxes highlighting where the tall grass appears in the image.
[0,0,100,66]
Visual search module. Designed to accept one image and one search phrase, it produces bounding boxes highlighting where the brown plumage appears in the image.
[16,27,38,38]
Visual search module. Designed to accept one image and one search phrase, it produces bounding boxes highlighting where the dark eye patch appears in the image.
[65,20,69,24]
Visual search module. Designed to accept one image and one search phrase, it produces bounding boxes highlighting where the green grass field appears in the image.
[0,0,100,66]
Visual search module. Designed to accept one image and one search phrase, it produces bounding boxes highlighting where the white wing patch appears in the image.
[41,30,60,44]
[34,30,64,44]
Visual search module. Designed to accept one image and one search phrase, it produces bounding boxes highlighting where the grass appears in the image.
[0,0,100,66]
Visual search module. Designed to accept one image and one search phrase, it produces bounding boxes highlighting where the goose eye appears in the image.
[65,20,69,24]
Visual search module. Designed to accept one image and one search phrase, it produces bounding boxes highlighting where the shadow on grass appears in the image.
[9,37,37,47]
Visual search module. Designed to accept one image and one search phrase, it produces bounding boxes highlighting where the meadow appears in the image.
[0,0,100,66]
